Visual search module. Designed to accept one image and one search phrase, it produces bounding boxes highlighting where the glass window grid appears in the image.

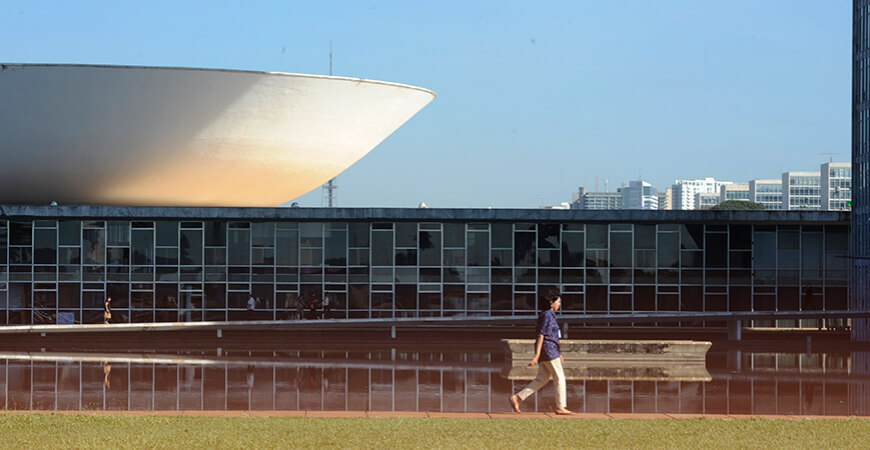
[0,219,853,328]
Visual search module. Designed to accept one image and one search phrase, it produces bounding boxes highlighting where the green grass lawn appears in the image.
[0,414,867,449]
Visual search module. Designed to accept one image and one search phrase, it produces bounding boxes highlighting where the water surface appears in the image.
[1,348,868,416]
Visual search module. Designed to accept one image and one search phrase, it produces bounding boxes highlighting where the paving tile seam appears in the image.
[1,410,868,420]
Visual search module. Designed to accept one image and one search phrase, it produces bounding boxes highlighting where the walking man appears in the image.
[509,289,574,415]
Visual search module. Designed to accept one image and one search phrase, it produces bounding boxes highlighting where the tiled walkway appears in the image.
[1,410,865,420]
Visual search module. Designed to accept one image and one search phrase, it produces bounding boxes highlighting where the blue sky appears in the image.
[1,1,852,207]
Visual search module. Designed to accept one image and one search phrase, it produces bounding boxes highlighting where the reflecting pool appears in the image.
[1,348,869,416]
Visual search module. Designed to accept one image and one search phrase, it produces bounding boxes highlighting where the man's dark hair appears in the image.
[540,288,561,310]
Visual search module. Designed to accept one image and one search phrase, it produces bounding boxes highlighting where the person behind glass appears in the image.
[509,288,573,415]
[103,296,112,324]
[246,293,256,321]
[295,293,305,320]
[309,292,319,320]
[322,294,330,319]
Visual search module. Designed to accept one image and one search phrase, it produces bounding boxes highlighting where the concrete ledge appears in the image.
[0,350,501,373]
[0,313,865,335]
[502,361,711,382]
[501,339,712,362]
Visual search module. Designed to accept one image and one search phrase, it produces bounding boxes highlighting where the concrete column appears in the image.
[727,350,742,371]
[728,320,742,341]
[391,325,396,339]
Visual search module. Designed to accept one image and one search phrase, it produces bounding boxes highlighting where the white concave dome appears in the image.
[0,63,435,206]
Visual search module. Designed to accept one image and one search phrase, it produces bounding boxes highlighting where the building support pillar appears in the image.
[728,320,742,341]
[727,350,742,372]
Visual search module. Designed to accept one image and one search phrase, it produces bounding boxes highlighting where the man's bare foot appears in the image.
[554,407,575,415]
[509,394,522,413]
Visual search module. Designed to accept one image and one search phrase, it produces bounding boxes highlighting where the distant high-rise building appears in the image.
[695,192,720,210]
[540,202,572,210]
[821,161,852,210]
[782,171,821,210]
[572,187,623,210]
[720,183,750,203]
[672,177,732,210]
[749,179,783,210]
[626,180,658,210]
[657,187,673,210]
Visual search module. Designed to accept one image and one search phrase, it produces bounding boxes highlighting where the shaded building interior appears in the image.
[0,207,856,332]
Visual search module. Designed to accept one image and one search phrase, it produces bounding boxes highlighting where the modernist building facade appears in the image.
[0,206,851,330]
[854,0,870,340]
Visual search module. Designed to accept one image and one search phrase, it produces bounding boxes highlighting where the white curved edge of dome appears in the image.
[0,62,437,99]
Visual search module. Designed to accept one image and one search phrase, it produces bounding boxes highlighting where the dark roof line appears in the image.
[0,205,850,223]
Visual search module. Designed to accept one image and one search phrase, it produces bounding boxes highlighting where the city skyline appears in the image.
[573,160,848,193]
[0,1,851,207]
[571,159,851,211]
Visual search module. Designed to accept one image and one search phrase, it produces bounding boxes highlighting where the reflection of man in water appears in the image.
[803,382,817,410]
[246,365,255,410]
[246,365,255,390]
[103,362,112,389]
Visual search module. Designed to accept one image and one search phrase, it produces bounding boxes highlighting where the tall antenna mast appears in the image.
[322,179,337,207]
[322,41,337,207]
